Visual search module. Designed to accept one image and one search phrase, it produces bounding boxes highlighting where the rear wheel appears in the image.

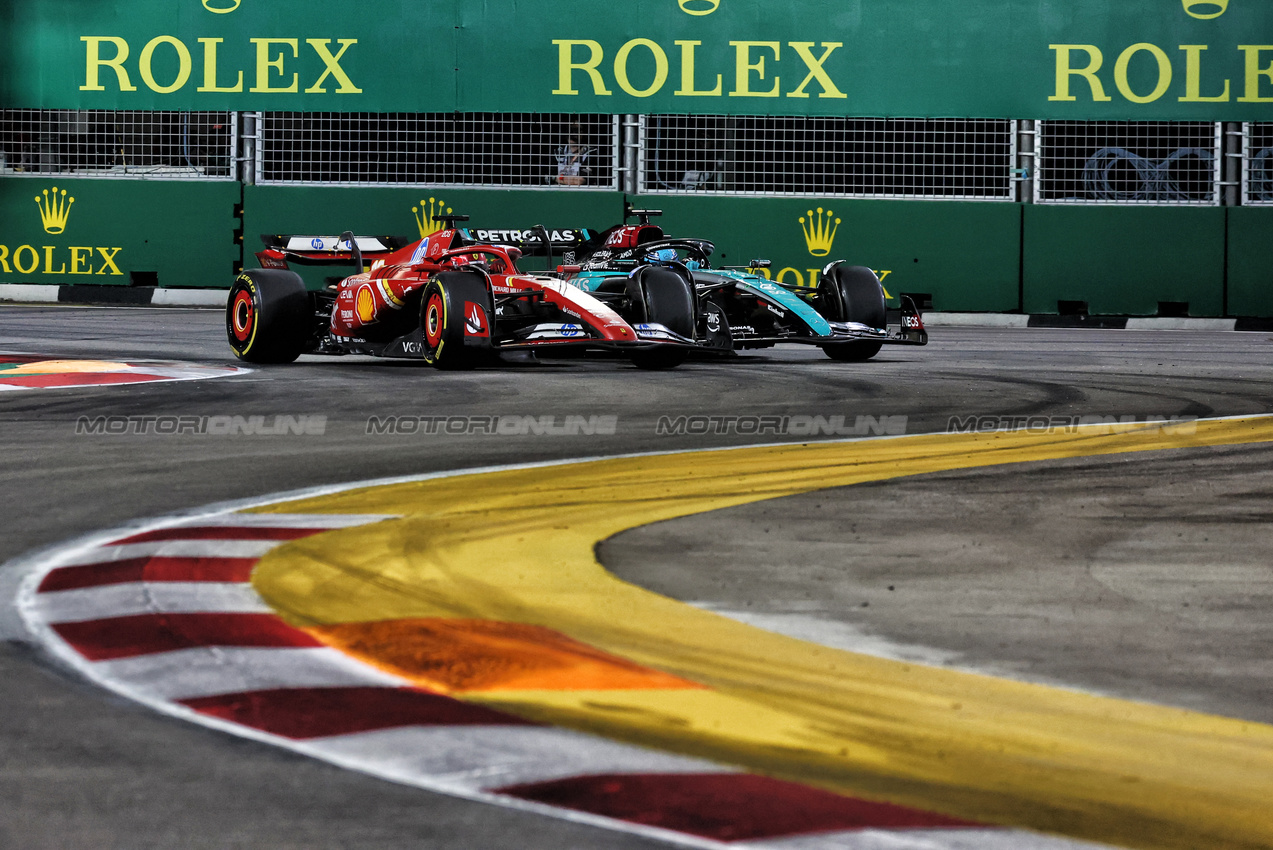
[226,269,312,363]
[626,266,693,370]
[420,272,492,370]
[817,264,886,362]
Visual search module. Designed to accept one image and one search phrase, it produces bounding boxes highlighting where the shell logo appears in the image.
[355,285,377,323]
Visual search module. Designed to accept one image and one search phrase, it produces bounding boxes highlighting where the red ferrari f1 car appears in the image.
[226,218,699,369]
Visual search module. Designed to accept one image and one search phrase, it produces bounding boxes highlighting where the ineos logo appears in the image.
[678,0,720,15]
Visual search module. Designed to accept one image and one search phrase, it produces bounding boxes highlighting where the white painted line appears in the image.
[745,827,1113,849]
[32,582,271,624]
[311,726,734,791]
[52,539,294,566]
[0,284,60,303]
[1125,317,1237,331]
[99,363,249,379]
[94,646,411,701]
[919,313,1030,328]
[152,288,228,307]
[187,512,397,529]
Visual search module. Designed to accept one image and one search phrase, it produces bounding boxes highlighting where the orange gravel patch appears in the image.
[305,618,705,693]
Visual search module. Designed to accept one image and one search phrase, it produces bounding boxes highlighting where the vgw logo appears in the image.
[0,187,123,278]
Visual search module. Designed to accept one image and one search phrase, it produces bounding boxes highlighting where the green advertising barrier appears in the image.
[0,177,240,287]
[7,177,1255,317]
[1227,206,1273,317]
[4,0,1272,120]
[633,195,1023,312]
[1023,205,1226,315]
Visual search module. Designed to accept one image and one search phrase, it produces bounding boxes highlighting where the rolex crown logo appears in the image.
[678,0,721,15]
[35,187,75,235]
[412,197,452,238]
[1182,0,1227,18]
[800,207,840,257]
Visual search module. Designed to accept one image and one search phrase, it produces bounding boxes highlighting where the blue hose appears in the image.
[1251,148,1273,202]
[1082,146,1214,202]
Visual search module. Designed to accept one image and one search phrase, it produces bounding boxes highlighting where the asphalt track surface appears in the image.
[1,305,1271,849]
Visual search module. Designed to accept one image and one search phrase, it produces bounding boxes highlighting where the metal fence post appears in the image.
[1016,119,1036,204]
[239,111,260,186]
[622,114,640,196]
[1222,122,1242,206]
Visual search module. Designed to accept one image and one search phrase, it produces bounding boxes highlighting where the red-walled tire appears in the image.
[420,272,491,370]
[226,269,312,364]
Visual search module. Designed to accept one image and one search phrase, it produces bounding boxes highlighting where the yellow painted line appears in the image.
[249,416,1273,850]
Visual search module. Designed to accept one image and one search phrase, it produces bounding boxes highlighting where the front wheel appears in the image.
[626,266,694,370]
[420,272,492,370]
[226,269,312,363]
[816,264,887,363]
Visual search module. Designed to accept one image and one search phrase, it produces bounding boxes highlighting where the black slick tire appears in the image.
[226,269,312,364]
[627,266,693,370]
[817,264,886,362]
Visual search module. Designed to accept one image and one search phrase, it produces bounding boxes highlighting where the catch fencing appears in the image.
[5,108,1272,206]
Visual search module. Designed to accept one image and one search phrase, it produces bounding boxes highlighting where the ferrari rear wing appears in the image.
[256,233,416,270]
